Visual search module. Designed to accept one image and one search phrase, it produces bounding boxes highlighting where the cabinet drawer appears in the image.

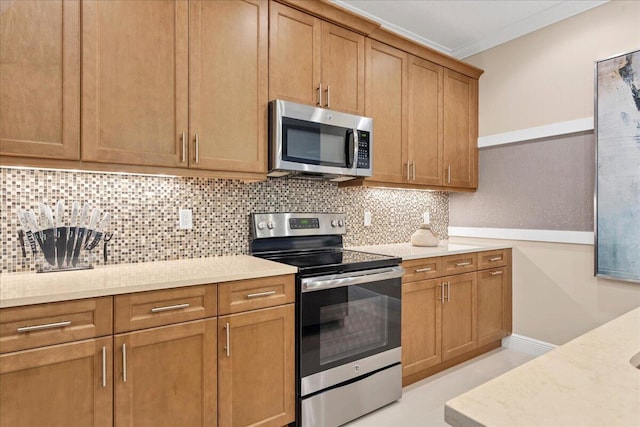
[114,285,216,333]
[0,297,113,353]
[402,257,442,282]
[218,275,295,315]
[478,249,509,270]
[442,253,477,275]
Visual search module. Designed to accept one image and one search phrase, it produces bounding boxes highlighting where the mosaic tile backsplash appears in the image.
[1,167,448,273]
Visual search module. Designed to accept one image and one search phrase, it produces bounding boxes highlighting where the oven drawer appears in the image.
[114,284,217,333]
[402,257,442,282]
[442,253,477,275]
[218,274,295,315]
[0,297,113,353]
[478,249,509,270]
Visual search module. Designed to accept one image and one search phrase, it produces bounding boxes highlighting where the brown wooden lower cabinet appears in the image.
[114,318,217,427]
[0,336,113,427]
[402,250,512,386]
[218,304,295,427]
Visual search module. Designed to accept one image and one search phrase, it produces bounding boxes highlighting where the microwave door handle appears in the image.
[345,129,355,168]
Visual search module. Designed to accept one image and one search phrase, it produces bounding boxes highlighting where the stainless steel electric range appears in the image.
[250,212,404,427]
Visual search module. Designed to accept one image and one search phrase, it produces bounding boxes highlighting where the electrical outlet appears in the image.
[364,211,372,226]
[179,209,193,230]
[423,211,430,224]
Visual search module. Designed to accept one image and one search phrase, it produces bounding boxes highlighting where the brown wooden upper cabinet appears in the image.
[0,0,80,160]
[81,0,267,173]
[269,2,365,115]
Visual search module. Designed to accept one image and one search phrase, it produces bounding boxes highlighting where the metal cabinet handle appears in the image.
[181,132,186,163]
[194,133,200,164]
[446,282,450,302]
[412,161,416,180]
[122,343,127,382]
[406,162,410,179]
[455,261,471,267]
[101,346,107,388]
[317,83,323,106]
[489,257,502,262]
[325,85,330,108]
[151,303,190,313]
[438,283,444,302]
[224,323,230,357]
[17,320,71,333]
[247,290,276,299]
[447,165,451,184]
[489,270,504,276]
[415,267,432,272]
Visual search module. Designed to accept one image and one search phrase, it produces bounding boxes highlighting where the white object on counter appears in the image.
[445,307,640,427]
[410,223,440,247]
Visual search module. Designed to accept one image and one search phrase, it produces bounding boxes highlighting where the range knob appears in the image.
[330,220,338,227]
[257,221,267,230]
[338,219,344,227]
[267,221,275,230]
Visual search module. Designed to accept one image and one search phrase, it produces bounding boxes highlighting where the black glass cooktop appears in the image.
[256,248,401,276]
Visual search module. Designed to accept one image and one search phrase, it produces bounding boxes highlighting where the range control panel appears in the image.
[252,213,346,239]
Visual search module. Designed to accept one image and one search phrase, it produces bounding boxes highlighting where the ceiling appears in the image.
[332,0,608,59]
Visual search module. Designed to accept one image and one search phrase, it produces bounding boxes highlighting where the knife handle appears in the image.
[24,231,38,255]
[87,232,103,251]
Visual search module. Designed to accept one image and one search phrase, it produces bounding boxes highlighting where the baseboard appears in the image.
[502,334,557,357]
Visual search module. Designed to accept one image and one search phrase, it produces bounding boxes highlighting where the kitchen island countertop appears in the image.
[0,256,297,308]
[348,241,512,260]
[445,307,640,427]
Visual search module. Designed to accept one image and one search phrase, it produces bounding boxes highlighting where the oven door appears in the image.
[299,266,403,395]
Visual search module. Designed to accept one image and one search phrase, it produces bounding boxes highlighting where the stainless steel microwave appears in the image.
[268,100,373,181]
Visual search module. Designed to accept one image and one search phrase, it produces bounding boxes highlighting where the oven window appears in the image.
[319,287,388,365]
[300,278,401,378]
[282,117,348,167]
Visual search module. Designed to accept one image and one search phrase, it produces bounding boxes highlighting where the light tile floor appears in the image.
[345,348,536,427]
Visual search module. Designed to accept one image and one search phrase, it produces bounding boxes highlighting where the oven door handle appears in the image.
[301,266,405,293]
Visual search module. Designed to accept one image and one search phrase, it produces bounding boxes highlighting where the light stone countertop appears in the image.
[445,307,640,427]
[0,256,297,308]
[347,241,512,260]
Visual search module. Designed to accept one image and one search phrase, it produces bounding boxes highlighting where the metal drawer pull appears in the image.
[224,323,230,357]
[17,320,71,333]
[247,290,276,299]
[325,85,330,108]
[437,284,444,302]
[446,282,450,302]
[150,303,190,313]
[489,271,504,276]
[415,267,432,272]
[455,261,471,267]
[447,165,451,184]
[181,132,186,163]
[412,161,416,180]
[194,133,200,164]
[489,257,502,262]
[317,83,323,106]
[101,346,107,388]
[122,343,127,382]
[406,161,410,179]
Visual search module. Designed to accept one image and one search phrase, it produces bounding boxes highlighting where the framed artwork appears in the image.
[595,49,640,282]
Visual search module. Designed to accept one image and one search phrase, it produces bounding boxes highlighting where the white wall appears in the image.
[450,0,640,345]
[466,0,640,136]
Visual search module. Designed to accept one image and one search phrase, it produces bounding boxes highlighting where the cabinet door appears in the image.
[441,272,477,361]
[0,337,112,427]
[321,22,365,114]
[0,0,80,160]
[218,305,295,427]
[82,0,189,167]
[408,56,443,186]
[114,319,217,427]
[477,267,510,346]
[365,39,408,184]
[189,0,267,173]
[402,278,442,377]
[443,69,478,189]
[269,2,321,106]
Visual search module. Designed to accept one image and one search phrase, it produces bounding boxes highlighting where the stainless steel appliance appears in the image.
[250,213,403,427]
[268,100,373,181]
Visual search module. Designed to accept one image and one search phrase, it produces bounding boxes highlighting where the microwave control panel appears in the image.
[357,130,370,169]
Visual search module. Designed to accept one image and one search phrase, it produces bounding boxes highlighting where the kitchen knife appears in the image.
[25,210,45,252]
[39,203,56,267]
[71,203,91,267]
[17,229,27,258]
[84,208,100,249]
[65,201,79,266]
[55,200,67,267]
[87,212,111,251]
[16,208,38,255]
